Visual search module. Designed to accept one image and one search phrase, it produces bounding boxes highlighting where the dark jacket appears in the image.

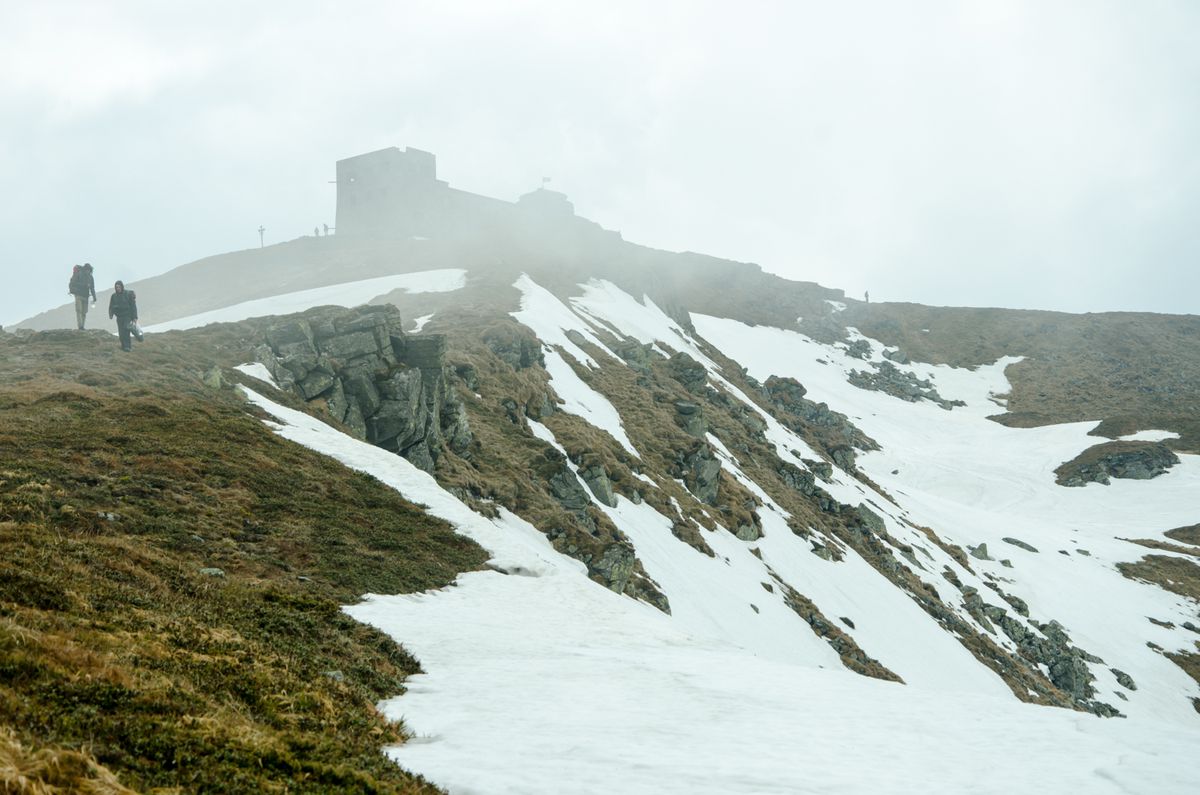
[69,268,96,300]
[109,290,138,321]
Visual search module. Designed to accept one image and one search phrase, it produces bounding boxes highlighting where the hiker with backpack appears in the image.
[68,263,97,329]
[108,280,140,352]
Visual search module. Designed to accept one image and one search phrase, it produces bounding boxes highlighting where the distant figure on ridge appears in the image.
[108,281,140,352]
[323,223,329,236]
[314,226,320,237]
[68,262,96,329]
[864,290,870,303]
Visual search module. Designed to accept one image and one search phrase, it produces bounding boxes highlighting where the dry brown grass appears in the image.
[1,728,135,795]
[1118,555,1200,603]
[0,328,485,794]
[1165,524,1200,547]
[841,303,1200,452]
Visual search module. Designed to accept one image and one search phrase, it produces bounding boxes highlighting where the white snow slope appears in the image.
[237,274,1200,794]
[147,269,466,331]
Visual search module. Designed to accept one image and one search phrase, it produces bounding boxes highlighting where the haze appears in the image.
[2,0,1198,327]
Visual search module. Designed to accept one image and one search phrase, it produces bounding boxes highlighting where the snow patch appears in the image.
[148,269,467,331]
[233,362,278,388]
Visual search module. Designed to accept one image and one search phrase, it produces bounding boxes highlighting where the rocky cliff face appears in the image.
[253,304,471,472]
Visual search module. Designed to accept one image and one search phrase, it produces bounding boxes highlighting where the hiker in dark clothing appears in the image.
[68,263,97,329]
[108,280,139,351]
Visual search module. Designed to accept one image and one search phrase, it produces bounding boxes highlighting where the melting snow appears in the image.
[237,383,1200,795]
[147,269,466,331]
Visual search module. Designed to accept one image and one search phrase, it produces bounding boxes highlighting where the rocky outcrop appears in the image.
[1054,441,1180,487]
[673,400,707,438]
[761,375,877,472]
[666,352,710,395]
[482,323,545,370]
[847,360,965,410]
[255,305,471,472]
[671,443,722,505]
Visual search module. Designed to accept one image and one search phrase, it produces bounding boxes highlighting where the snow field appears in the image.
[691,313,1200,725]
[147,269,467,331]
[238,381,1200,794]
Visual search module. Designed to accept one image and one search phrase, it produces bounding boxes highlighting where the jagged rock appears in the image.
[324,379,350,423]
[855,504,886,536]
[802,458,834,481]
[667,352,708,394]
[265,319,314,349]
[592,543,636,593]
[611,339,655,373]
[343,401,367,439]
[811,543,836,561]
[580,464,617,508]
[1003,537,1039,553]
[761,375,877,469]
[673,400,707,438]
[1110,668,1137,690]
[198,567,225,577]
[882,348,910,364]
[541,451,592,512]
[259,307,471,472]
[298,371,336,399]
[969,543,993,561]
[734,519,762,542]
[675,444,721,505]
[318,330,379,360]
[1055,441,1180,487]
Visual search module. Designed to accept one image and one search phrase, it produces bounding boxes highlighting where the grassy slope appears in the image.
[840,302,1200,451]
[0,329,488,793]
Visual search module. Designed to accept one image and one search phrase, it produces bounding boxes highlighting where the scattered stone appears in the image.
[844,339,872,359]
[1077,549,1091,556]
[840,616,856,629]
[198,567,225,578]
[190,534,205,543]
[1002,537,1039,553]
[1183,621,1200,635]
[1059,550,1070,556]
[322,670,345,683]
[297,576,312,582]
[760,582,774,593]
[847,360,965,410]
[1000,559,1013,568]
[882,348,910,365]
[749,603,760,614]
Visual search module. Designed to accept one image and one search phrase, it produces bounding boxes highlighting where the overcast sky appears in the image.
[2,0,1197,326]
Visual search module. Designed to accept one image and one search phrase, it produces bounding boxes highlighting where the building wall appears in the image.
[334,145,621,248]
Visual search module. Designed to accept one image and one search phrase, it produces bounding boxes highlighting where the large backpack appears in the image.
[68,266,84,293]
